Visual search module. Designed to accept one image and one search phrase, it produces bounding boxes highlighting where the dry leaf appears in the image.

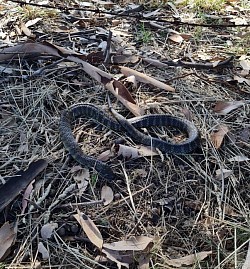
[169,34,183,43]
[210,125,229,149]
[125,75,137,87]
[103,236,153,251]
[98,149,113,161]
[166,251,212,267]
[20,22,32,37]
[213,101,245,115]
[105,80,143,116]
[136,145,158,157]
[21,179,35,214]
[112,19,121,26]
[25,18,42,27]
[229,155,250,162]
[38,242,49,260]
[240,59,250,71]
[41,223,58,239]
[142,57,169,68]
[234,75,250,86]
[74,211,103,249]
[117,144,139,159]
[101,185,114,206]
[180,33,192,40]
[120,66,175,92]
[102,248,129,269]
[215,169,233,180]
[73,169,89,195]
[0,222,16,260]
[182,107,192,121]
[0,42,140,116]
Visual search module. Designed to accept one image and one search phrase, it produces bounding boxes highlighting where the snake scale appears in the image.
[59,104,199,180]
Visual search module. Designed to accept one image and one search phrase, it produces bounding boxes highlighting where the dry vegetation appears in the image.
[0,0,250,268]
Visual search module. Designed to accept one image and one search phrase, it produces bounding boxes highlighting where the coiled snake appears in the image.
[59,104,199,180]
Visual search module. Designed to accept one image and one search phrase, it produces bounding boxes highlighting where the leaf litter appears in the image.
[0,0,250,268]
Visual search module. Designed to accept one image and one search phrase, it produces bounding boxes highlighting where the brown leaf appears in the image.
[105,80,143,116]
[179,33,192,40]
[182,107,192,121]
[112,19,121,26]
[20,22,32,37]
[41,223,58,239]
[103,236,153,251]
[210,125,229,149]
[74,211,103,249]
[0,222,16,261]
[120,66,175,92]
[68,55,141,116]
[101,185,114,206]
[166,251,212,267]
[169,34,184,43]
[213,101,245,115]
[0,42,140,116]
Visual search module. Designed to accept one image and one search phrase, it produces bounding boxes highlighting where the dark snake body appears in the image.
[59,104,199,180]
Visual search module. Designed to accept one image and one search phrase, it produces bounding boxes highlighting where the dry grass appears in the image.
[0,0,250,268]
